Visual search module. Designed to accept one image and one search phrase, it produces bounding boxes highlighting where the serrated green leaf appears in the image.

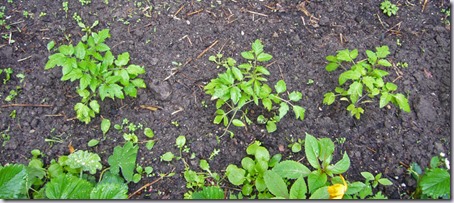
[339,70,361,86]
[323,92,336,105]
[292,105,305,121]
[65,150,102,174]
[115,52,130,66]
[90,182,128,199]
[74,42,86,59]
[290,176,307,199]
[252,39,264,55]
[110,84,124,99]
[101,118,111,135]
[347,82,363,104]
[45,53,66,70]
[230,86,241,104]
[420,168,450,198]
[192,186,224,199]
[108,142,139,182]
[0,164,27,199]
[366,50,377,64]
[231,67,243,81]
[131,78,146,88]
[273,160,311,179]
[385,82,398,91]
[126,65,145,76]
[375,46,390,59]
[47,40,56,51]
[278,102,289,119]
[377,59,392,67]
[362,76,375,90]
[257,53,272,62]
[371,69,389,78]
[393,93,410,112]
[59,44,74,56]
[256,66,270,75]
[97,29,111,43]
[232,119,245,127]
[264,170,289,198]
[262,98,272,111]
[45,174,93,199]
[241,51,254,60]
[275,80,287,94]
[266,121,277,133]
[88,139,99,147]
[89,100,100,114]
[326,63,339,72]
[289,91,302,102]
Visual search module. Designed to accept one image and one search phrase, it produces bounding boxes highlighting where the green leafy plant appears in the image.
[45,27,146,124]
[184,159,222,199]
[407,154,450,199]
[204,39,305,135]
[323,45,410,119]
[380,0,399,17]
[0,67,13,84]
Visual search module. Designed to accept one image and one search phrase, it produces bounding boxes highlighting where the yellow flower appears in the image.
[328,174,348,199]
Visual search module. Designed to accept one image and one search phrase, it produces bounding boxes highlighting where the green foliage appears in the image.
[343,172,393,199]
[323,45,410,119]
[380,0,399,17]
[108,141,139,183]
[0,67,13,84]
[65,150,102,175]
[205,39,305,135]
[408,154,450,199]
[0,164,28,199]
[45,28,146,124]
[192,186,224,199]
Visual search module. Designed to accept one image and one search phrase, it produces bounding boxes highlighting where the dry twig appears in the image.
[197,39,218,59]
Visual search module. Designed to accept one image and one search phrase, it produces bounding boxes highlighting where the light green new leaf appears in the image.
[308,172,327,194]
[101,118,111,135]
[45,174,93,199]
[126,65,145,76]
[97,29,111,44]
[226,164,245,186]
[65,150,102,174]
[275,80,287,94]
[87,139,99,147]
[175,135,186,148]
[327,152,350,174]
[393,93,410,112]
[361,171,375,181]
[115,52,130,67]
[80,74,91,90]
[309,186,329,199]
[278,102,289,119]
[339,70,361,86]
[375,45,390,59]
[365,50,377,64]
[144,127,154,138]
[145,140,155,150]
[377,59,392,67]
[305,133,320,169]
[385,82,398,91]
[110,84,124,99]
[378,178,393,186]
[289,91,302,102]
[255,146,270,161]
[45,53,66,70]
[108,141,139,182]
[273,160,311,179]
[318,138,335,162]
[192,186,225,199]
[323,92,336,105]
[47,40,56,51]
[257,53,273,62]
[420,168,450,199]
[347,82,363,104]
[59,44,74,56]
[231,67,243,81]
[0,164,27,199]
[362,76,375,90]
[252,39,264,55]
[74,42,86,59]
[90,182,128,199]
[232,119,245,127]
[264,170,289,199]
[256,66,270,75]
[199,159,210,171]
[160,152,174,162]
[89,100,100,114]
[262,98,272,111]
[241,51,254,60]
[266,121,277,133]
[325,63,339,72]
[131,78,146,88]
[292,105,306,120]
[230,86,241,104]
[290,176,307,199]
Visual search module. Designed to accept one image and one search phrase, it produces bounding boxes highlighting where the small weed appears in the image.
[62,2,69,16]
[380,0,398,17]
[1,67,13,84]
[171,121,180,127]
[9,110,16,118]
[79,0,91,6]
[441,8,451,25]
[1,127,10,147]
[396,62,408,68]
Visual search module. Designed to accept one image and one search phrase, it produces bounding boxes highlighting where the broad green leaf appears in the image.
[131,78,146,88]
[255,146,270,161]
[74,42,86,59]
[160,152,174,162]
[360,172,375,181]
[278,102,289,119]
[252,39,264,55]
[273,160,311,179]
[90,182,128,199]
[45,174,93,199]
[246,141,261,155]
[232,119,245,127]
[241,157,255,173]
[144,128,154,138]
[257,53,273,62]
[108,141,139,182]
[349,49,359,60]
[101,118,111,135]
[266,121,277,133]
[103,51,114,66]
[87,139,99,147]
[345,181,366,195]
[325,63,339,72]
[262,98,272,111]
[192,186,224,199]
[241,51,254,60]
[347,82,363,104]
[98,84,109,101]
[256,177,267,192]
[269,154,282,168]
[175,135,186,148]
[45,53,66,70]
[289,91,302,102]
[0,164,27,199]
[264,170,289,199]
[89,100,100,114]
[326,55,337,62]
[292,105,306,120]
[118,69,130,86]
[97,29,111,43]
[378,178,393,186]
[290,176,307,199]
[308,172,327,194]
[371,69,389,78]
[199,160,210,171]
[258,84,272,98]
[385,82,398,91]
[327,152,350,174]
[255,160,269,173]
[115,52,130,66]
[110,84,124,99]
[318,138,335,162]
[62,68,83,82]
[393,93,410,112]
[230,86,241,104]
[305,133,320,169]
[375,46,390,59]
[339,70,361,85]
[362,76,375,90]
[256,66,270,75]
[420,168,450,198]
[292,143,302,153]
[231,67,243,81]
[226,164,245,186]
[59,44,74,56]
[377,59,392,67]
[47,40,56,51]
[323,92,336,105]
[309,186,329,199]
[275,80,287,94]
[145,140,155,150]
[65,150,102,174]
[126,65,145,76]
[365,50,377,64]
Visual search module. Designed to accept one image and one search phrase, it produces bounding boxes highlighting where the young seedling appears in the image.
[323,45,410,119]
[204,39,306,135]
[380,0,398,17]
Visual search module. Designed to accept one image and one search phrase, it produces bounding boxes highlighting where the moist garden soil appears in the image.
[0,0,451,199]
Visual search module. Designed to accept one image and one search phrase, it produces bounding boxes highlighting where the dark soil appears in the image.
[0,0,451,199]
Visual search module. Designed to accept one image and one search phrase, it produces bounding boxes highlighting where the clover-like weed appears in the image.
[380,0,399,17]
